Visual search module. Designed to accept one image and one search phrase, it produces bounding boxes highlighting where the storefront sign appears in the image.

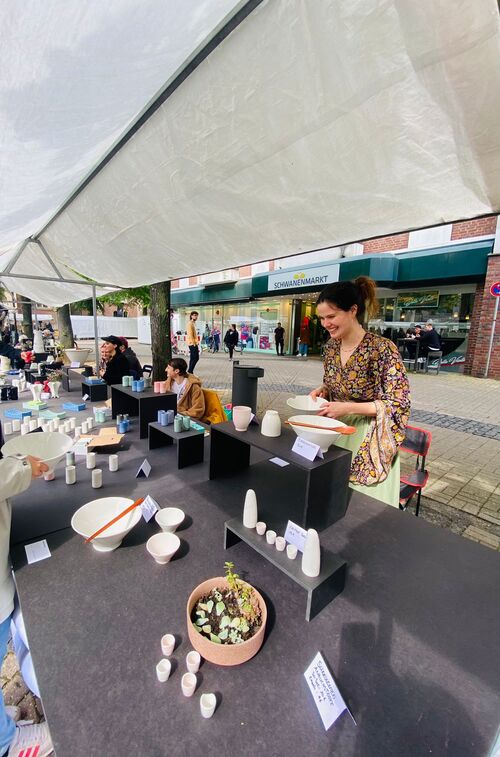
[268,264,339,292]
[398,291,439,308]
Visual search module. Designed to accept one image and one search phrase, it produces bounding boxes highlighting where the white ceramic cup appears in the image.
[256,521,266,536]
[161,634,176,656]
[69,418,76,430]
[86,452,96,469]
[53,418,60,429]
[286,544,298,560]
[20,424,29,436]
[63,421,71,434]
[232,405,252,432]
[108,454,119,472]
[200,693,217,719]
[275,536,286,552]
[29,419,37,432]
[156,658,171,683]
[91,469,102,488]
[12,420,21,432]
[266,530,277,545]
[43,470,55,481]
[181,672,197,697]
[74,426,81,439]
[3,422,13,435]
[65,465,76,485]
[87,416,94,429]
[186,651,201,674]
[81,421,89,435]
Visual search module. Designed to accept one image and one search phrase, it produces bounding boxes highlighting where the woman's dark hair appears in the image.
[168,357,188,376]
[231,324,236,330]
[316,276,379,322]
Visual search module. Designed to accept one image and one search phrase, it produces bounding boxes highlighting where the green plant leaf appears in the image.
[198,603,208,611]
[210,633,221,644]
[195,617,209,626]
[206,600,214,613]
[218,628,229,640]
[215,601,225,616]
[202,625,212,634]
[193,624,202,633]
[230,616,241,628]
[220,615,231,629]
[195,609,206,617]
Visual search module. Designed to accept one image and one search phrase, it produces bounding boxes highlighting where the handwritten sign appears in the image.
[82,393,90,401]
[136,459,152,478]
[25,539,51,564]
[284,520,308,552]
[141,494,160,522]
[304,652,352,730]
[292,437,323,461]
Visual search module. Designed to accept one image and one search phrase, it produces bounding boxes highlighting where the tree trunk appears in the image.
[150,281,171,381]
[56,304,75,349]
[21,297,33,341]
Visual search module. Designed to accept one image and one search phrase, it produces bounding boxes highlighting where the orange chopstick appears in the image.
[286,420,356,435]
[84,497,145,543]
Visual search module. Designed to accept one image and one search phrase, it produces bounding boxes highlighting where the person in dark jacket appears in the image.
[419,322,441,358]
[99,336,130,385]
[223,324,239,360]
[118,337,143,378]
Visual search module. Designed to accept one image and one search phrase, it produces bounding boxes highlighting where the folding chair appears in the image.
[424,350,443,374]
[399,425,431,517]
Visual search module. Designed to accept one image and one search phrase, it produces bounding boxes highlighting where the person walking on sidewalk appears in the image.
[274,322,285,355]
[224,324,239,360]
[0,454,54,757]
[187,311,200,374]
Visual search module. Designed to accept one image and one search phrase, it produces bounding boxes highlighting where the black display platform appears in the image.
[148,420,205,469]
[209,421,352,531]
[81,378,108,402]
[111,385,177,438]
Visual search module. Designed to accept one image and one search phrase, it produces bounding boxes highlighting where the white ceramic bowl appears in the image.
[71,496,140,552]
[147,532,180,565]
[64,348,91,364]
[155,507,185,533]
[287,414,346,453]
[1,431,73,471]
[286,395,328,412]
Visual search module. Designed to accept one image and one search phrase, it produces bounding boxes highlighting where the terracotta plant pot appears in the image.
[187,577,267,666]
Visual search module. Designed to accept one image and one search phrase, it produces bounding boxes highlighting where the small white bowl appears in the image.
[155,507,185,533]
[286,395,328,413]
[147,532,180,565]
[71,497,140,552]
[287,414,347,453]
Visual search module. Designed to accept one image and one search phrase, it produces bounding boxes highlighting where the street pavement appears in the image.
[3,341,499,725]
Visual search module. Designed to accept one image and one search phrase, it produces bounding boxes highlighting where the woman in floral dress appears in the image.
[310,277,410,507]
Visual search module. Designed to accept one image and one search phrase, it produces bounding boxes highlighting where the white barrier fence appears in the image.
[71,316,139,340]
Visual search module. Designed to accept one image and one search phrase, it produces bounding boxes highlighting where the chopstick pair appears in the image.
[84,496,145,543]
[286,420,356,435]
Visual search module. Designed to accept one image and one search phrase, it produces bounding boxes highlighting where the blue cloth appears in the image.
[0,615,15,756]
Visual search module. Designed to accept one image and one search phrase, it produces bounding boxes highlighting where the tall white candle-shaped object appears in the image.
[65,466,76,485]
[108,454,119,472]
[301,528,321,578]
[29,419,37,432]
[242,489,258,529]
[12,420,21,432]
[86,452,96,469]
[91,469,102,488]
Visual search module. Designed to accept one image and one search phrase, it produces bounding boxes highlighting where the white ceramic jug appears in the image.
[261,410,281,437]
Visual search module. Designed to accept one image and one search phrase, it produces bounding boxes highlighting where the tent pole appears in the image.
[92,285,99,369]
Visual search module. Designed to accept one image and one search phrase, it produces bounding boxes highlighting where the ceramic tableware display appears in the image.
[71,497,139,552]
[286,544,298,560]
[155,508,185,533]
[200,693,217,719]
[161,634,176,656]
[232,406,252,432]
[91,469,103,488]
[109,454,119,472]
[64,348,91,364]
[156,659,171,682]
[286,395,328,413]
[65,466,76,485]
[186,651,201,673]
[256,521,266,536]
[146,533,181,564]
[181,673,197,697]
[265,530,276,545]
[275,536,286,552]
[260,409,281,437]
[243,489,258,529]
[287,414,347,453]
[1,431,73,472]
[173,416,183,433]
[86,452,96,469]
[301,528,321,577]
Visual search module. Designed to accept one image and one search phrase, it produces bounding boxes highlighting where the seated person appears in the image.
[419,321,441,358]
[164,357,205,419]
[99,335,130,385]
[118,337,143,378]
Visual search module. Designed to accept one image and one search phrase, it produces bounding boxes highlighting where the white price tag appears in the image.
[292,437,323,461]
[269,457,289,467]
[25,539,51,564]
[82,393,90,401]
[141,494,160,522]
[136,459,152,478]
[304,652,352,731]
[284,520,308,552]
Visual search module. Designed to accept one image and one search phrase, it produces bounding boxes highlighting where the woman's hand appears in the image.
[309,385,328,401]
[27,455,49,478]
[317,401,352,419]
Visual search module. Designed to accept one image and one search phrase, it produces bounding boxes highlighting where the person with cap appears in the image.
[98,336,130,385]
[419,321,441,359]
[117,338,143,378]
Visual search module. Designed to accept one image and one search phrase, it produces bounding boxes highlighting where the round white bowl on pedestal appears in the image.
[64,348,91,364]
[287,414,346,453]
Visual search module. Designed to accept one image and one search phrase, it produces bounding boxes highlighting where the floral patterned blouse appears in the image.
[322,331,411,485]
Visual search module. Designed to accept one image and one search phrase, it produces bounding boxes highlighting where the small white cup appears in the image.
[108,454,119,472]
[266,530,276,545]
[43,470,55,481]
[63,421,71,434]
[12,420,21,432]
[74,426,81,439]
[256,521,266,536]
[87,416,94,429]
[91,469,102,488]
[181,672,197,697]
[86,452,96,469]
[69,417,76,430]
[286,544,298,560]
[200,693,217,719]
[28,419,37,432]
[53,418,60,429]
[156,658,171,682]
[3,422,13,435]
[81,421,89,434]
[161,634,176,657]
[65,465,76,485]
[20,424,29,436]
[275,536,286,552]
[186,651,201,673]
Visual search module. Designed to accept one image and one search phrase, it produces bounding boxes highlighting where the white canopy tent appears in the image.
[1,0,500,306]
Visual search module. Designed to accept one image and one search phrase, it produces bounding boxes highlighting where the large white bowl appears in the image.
[286,395,329,413]
[71,497,140,552]
[65,348,91,364]
[1,431,73,471]
[287,414,347,453]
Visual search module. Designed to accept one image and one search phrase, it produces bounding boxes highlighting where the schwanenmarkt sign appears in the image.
[268,264,340,292]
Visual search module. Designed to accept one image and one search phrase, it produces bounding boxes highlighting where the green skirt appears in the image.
[333,415,400,508]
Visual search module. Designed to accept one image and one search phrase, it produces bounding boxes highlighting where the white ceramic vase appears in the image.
[30,383,43,402]
[260,409,281,437]
[48,381,61,399]
[0,356,11,371]
[301,528,321,578]
[243,489,258,528]
[33,331,44,353]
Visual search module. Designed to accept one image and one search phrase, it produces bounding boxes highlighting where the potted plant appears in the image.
[186,562,267,666]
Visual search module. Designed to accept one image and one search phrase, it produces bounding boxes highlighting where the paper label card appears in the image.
[136,459,152,478]
[304,652,349,731]
[82,393,90,401]
[141,494,160,522]
[284,520,308,552]
[70,361,80,368]
[269,457,290,467]
[292,437,324,461]
[25,539,51,564]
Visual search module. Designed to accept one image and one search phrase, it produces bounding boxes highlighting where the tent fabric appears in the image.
[2,0,500,305]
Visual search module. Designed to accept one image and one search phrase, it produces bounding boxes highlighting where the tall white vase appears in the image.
[301,529,321,577]
[30,383,43,402]
[48,381,61,399]
[243,489,258,529]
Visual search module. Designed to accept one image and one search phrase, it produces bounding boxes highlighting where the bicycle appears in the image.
[223,340,245,354]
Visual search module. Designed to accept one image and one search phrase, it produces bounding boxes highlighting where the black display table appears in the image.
[111,385,177,438]
[209,421,352,531]
[148,420,205,469]
[81,378,108,402]
[61,365,90,393]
